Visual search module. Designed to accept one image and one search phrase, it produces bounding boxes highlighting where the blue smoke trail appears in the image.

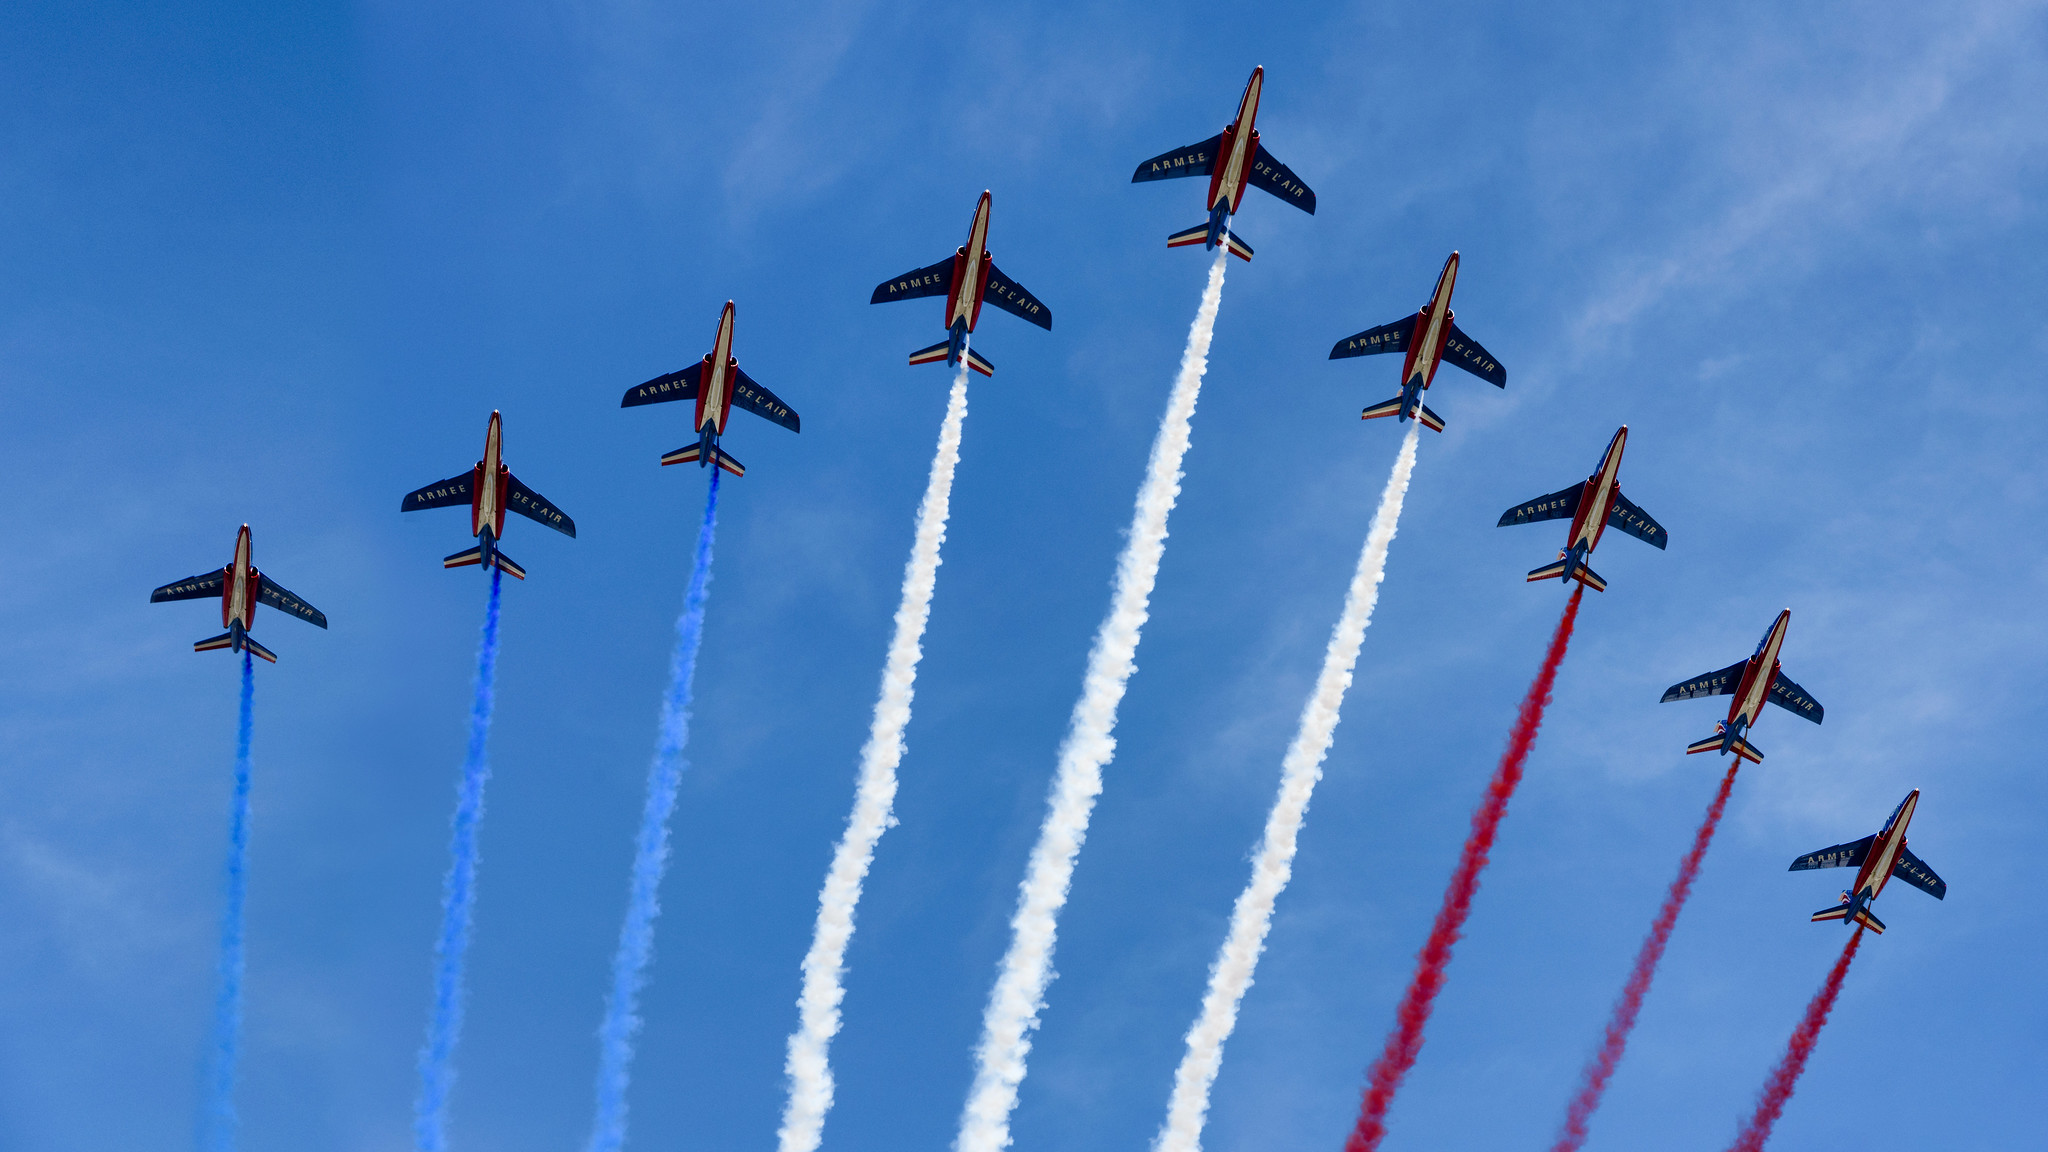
[415,566,505,1152]
[585,467,721,1152]
[199,651,255,1152]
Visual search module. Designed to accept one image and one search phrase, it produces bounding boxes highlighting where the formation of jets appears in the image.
[148,65,1945,935]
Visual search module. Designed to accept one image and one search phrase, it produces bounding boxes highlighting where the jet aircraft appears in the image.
[1660,609,1823,763]
[1790,788,1945,934]
[621,301,800,477]
[1329,251,1506,432]
[1497,425,1666,591]
[401,410,575,580]
[869,191,1050,377]
[150,524,327,663]
[1131,65,1316,260]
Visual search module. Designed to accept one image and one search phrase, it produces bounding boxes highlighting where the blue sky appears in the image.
[2,1,2045,1150]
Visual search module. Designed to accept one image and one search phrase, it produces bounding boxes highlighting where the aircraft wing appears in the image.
[622,361,703,408]
[1247,144,1316,213]
[1329,314,1417,360]
[401,472,476,513]
[150,570,226,603]
[1443,322,1507,387]
[1132,135,1223,182]
[1767,671,1825,724]
[1892,844,1947,899]
[506,474,576,537]
[1789,834,1874,872]
[1661,659,1751,702]
[983,262,1052,330]
[257,575,328,628]
[1497,484,1583,528]
[870,258,956,305]
[1607,490,1669,549]
[732,366,801,432]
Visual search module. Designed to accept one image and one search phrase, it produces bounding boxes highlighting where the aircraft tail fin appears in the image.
[1686,731,1764,762]
[1811,902,1885,933]
[662,443,746,477]
[243,635,278,664]
[965,347,995,377]
[1166,222,1211,249]
[1417,403,1445,433]
[194,631,235,653]
[444,545,527,578]
[443,545,483,569]
[908,340,952,367]
[1527,556,1608,591]
[1223,231,1253,262]
[1360,396,1405,422]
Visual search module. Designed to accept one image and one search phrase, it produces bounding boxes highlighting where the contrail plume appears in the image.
[1346,586,1585,1152]
[1153,422,1421,1152]
[779,361,971,1152]
[1551,762,1740,1152]
[1726,928,1864,1152]
[957,245,1229,1152]
[200,651,255,1152]
[415,567,505,1152]
[586,469,722,1152]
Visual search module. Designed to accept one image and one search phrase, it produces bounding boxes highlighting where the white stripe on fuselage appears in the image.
[229,532,253,628]
[1574,440,1627,550]
[1734,624,1787,728]
[1214,70,1261,212]
[950,202,990,330]
[478,421,503,535]
[704,311,734,434]
[1860,794,1916,903]
[1411,275,1456,386]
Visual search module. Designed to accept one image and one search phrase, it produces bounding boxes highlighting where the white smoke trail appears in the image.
[776,359,972,1152]
[1152,421,1421,1152]
[956,246,1229,1152]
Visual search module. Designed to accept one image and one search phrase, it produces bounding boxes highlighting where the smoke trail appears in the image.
[415,566,505,1152]
[1551,762,1741,1152]
[199,651,255,1152]
[779,361,971,1152]
[1153,422,1422,1152]
[585,468,721,1152]
[1345,586,1585,1152]
[957,245,1229,1152]
[1726,928,1865,1152]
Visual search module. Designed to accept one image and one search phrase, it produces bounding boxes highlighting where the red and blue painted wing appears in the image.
[1892,845,1947,899]
[256,575,328,628]
[982,262,1051,331]
[621,361,703,408]
[1132,135,1222,183]
[1498,484,1583,528]
[1443,322,1506,387]
[1661,659,1750,702]
[1329,314,1417,360]
[1767,671,1824,723]
[1607,490,1668,549]
[870,258,957,305]
[732,366,801,432]
[1247,143,1315,214]
[1789,834,1874,871]
[150,570,226,603]
[506,474,576,537]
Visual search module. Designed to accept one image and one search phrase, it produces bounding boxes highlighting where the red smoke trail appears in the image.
[1344,586,1584,1152]
[1550,762,1741,1152]
[1726,928,1865,1152]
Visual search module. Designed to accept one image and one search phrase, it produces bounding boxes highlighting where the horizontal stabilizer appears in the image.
[243,635,278,664]
[194,631,236,653]
[1854,906,1886,933]
[1360,396,1405,422]
[1166,222,1212,249]
[1525,557,1606,591]
[1815,903,1886,933]
[447,545,529,580]
[1686,732,1763,762]
[908,340,953,367]
[966,347,994,377]
[1224,231,1253,262]
[444,546,484,569]
[1417,403,1445,433]
[1525,559,1569,583]
[661,444,746,478]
